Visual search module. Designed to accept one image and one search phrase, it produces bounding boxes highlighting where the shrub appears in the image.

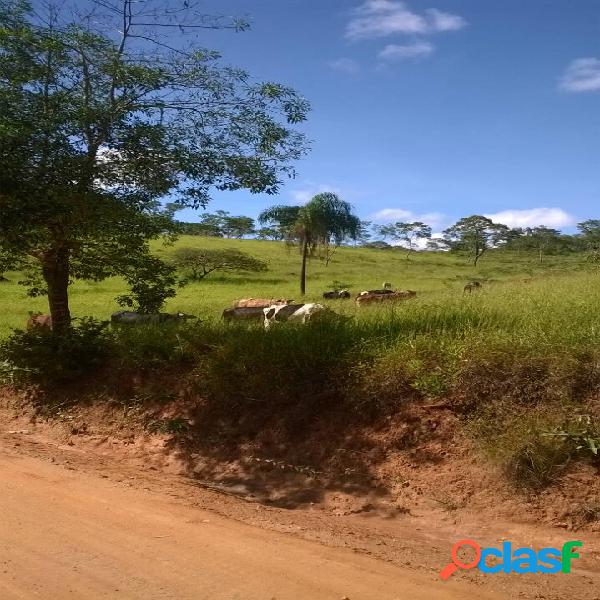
[504,434,572,489]
[0,318,113,386]
[542,415,600,460]
[112,320,205,370]
[195,319,359,431]
[116,255,177,314]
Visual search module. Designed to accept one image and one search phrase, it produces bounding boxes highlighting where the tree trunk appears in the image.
[539,248,543,263]
[300,238,308,296]
[41,247,71,332]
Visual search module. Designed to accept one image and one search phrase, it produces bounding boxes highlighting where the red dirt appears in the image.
[2,392,600,599]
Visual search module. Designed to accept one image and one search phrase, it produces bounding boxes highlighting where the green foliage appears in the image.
[259,193,360,293]
[444,215,509,266]
[178,210,256,238]
[375,221,432,256]
[0,318,113,385]
[505,434,571,489]
[504,226,567,261]
[116,255,177,313]
[542,415,600,459]
[0,249,16,279]
[172,247,268,283]
[0,0,309,330]
[196,319,358,421]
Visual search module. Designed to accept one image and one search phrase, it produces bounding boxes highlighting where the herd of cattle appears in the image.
[26,281,483,331]
[222,284,419,327]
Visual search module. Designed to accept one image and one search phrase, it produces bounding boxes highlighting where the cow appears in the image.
[263,303,328,329]
[382,282,393,290]
[111,311,196,325]
[26,312,52,330]
[463,281,482,294]
[322,289,351,299]
[233,298,291,309]
[355,290,417,305]
[222,306,265,324]
[359,289,395,296]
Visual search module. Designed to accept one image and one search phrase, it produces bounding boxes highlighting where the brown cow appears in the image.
[26,312,53,330]
[355,290,416,305]
[463,281,482,294]
[233,298,291,309]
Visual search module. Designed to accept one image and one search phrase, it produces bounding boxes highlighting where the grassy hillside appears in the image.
[0,235,590,337]
[2,236,599,508]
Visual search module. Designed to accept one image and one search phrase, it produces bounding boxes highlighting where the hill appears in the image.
[0,235,589,336]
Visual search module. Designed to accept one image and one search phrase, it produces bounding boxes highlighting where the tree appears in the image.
[378,221,431,257]
[259,193,360,295]
[355,220,373,246]
[177,221,223,237]
[375,224,397,241]
[522,226,562,263]
[578,220,600,253]
[172,248,267,282]
[443,215,509,266]
[425,238,450,252]
[222,215,255,238]
[256,226,283,241]
[0,0,309,331]
[577,220,600,242]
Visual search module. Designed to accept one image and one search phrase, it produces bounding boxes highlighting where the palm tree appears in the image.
[259,193,360,295]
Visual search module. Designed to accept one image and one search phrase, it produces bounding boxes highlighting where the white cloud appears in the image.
[378,41,434,61]
[290,184,345,204]
[559,58,600,93]
[371,208,449,230]
[484,208,576,229]
[328,57,361,75]
[345,0,466,41]
[425,8,466,32]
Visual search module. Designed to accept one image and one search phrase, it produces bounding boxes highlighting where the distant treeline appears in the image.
[178,212,600,262]
[177,210,283,240]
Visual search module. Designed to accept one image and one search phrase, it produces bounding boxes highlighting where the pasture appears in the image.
[0,235,591,338]
[2,235,599,497]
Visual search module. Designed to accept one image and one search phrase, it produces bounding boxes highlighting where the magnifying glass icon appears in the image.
[439,539,482,580]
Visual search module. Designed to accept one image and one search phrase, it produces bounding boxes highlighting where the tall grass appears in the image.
[0,235,590,338]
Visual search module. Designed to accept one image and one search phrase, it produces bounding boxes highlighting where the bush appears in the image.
[195,319,359,431]
[504,434,572,489]
[112,320,205,370]
[0,318,113,386]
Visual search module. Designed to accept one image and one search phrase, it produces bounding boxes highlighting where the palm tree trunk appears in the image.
[300,238,308,296]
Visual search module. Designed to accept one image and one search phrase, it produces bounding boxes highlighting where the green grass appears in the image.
[0,235,590,337]
[2,238,599,491]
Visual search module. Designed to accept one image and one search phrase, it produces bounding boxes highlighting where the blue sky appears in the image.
[174,0,599,233]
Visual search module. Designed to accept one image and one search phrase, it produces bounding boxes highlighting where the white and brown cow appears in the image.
[234,298,291,309]
[262,303,328,329]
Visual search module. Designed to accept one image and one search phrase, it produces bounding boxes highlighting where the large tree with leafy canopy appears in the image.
[443,215,509,266]
[0,0,309,331]
[376,221,431,258]
[259,193,360,295]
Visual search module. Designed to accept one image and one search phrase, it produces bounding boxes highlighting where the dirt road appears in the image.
[0,445,501,600]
